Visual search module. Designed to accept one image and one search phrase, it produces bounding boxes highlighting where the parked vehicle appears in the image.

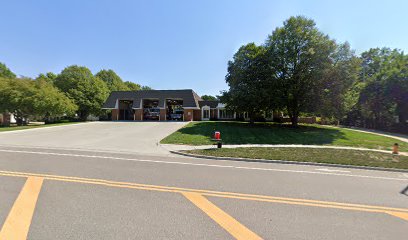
[144,108,160,120]
[170,110,183,121]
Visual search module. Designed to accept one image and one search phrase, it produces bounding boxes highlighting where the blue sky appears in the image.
[1,0,407,96]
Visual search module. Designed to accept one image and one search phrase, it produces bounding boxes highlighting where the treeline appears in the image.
[221,16,408,133]
[0,64,151,125]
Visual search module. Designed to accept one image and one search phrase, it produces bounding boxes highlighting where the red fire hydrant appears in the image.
[212,131,222,148]
[214,131,221,140]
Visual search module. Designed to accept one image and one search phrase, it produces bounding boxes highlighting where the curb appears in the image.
[169,150,408,173]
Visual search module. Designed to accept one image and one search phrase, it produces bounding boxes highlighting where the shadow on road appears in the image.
[400,185,408,196]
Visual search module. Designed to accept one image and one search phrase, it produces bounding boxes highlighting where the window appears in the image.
[203,109,210,119]
[219,109,235,119]
[202,106,210,120]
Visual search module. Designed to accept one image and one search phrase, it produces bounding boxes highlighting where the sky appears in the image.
[1,0,407,96]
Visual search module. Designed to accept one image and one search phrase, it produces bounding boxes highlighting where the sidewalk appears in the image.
[326,125,408,143]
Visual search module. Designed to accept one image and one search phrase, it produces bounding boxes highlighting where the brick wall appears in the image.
[112,109,119,121]
[193,110,201,121]
[211,109,218,119]
[134,109,143,121]
[183,109,193,121]
[160,109,166,121]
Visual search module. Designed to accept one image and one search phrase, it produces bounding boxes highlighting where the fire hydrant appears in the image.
[392,143,399,154]
[214,131,221,140]
[212,131,222,148]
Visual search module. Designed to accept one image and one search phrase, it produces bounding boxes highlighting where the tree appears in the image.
[349,48,408,130]
[124,81,141,91]
[319,42,361,123]
[221,43,270,123]
[201,95,218,101]
[96,69,129,91]
[0,77,36,125]
[36,72,57,84]
[33,78,77,122]
[141,85,153,90]
[265,16,336,126]
[0,62,16,79]
[0,77,77,125]
[54,65,109,120]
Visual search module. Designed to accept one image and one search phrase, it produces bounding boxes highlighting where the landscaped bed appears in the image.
[160,121,408,152]
[185,147,408,169]
[0,121,82,132]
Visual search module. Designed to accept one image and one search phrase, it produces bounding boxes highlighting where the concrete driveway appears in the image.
[0,122,188,155]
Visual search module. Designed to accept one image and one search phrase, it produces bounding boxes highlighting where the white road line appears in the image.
[0,149,407,182]
[316,168,351,173]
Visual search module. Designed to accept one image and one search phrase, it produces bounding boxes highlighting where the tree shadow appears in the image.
[178,121,347,145]
[401,185,408,196]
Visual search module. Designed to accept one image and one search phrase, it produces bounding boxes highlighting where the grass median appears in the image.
[161,121,408,152]
[185,147,408,169]
[0,121,82,132]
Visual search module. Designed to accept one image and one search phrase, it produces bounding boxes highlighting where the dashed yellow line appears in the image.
[0,170,407,215]
[183,192,262,240]
[0,177,43,240]
[0,169,407,240]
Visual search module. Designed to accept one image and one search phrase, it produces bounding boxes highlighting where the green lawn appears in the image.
[0,121,82,132]
[186,147,408,169]
[161,121,408,152]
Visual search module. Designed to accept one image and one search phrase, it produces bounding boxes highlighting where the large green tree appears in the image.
[265,16,336,126]
[0,77,77,125]
[124,81,141,91]
[319,42,361,122]
[201,95,218,101]
[33,78,77,122]
[355,48,408,129]
[221,43,270,123]
[141,85,153,90]
[95,69,129,91]
[54,65,109,120]
[36,72,57,84]
[0,62,16,79]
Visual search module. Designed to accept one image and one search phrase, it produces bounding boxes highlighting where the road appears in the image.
[0,123,407,239]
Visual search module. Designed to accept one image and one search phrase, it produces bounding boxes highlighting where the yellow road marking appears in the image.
[183,192,262,240]
[386,211,408,221]
[0,177,43,240]
[0,170,407,222]
[1,170,407,213]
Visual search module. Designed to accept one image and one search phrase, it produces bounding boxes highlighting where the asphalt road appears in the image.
[0,123,407,239]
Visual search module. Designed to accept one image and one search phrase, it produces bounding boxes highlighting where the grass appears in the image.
[0,121,82,132]
[161,121,408,152]
[186,147,408,169]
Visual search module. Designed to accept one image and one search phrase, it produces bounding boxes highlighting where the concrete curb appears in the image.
[169,150,408,173]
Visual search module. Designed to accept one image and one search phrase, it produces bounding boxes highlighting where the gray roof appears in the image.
[198,100,219,108]
[102,89,203,109]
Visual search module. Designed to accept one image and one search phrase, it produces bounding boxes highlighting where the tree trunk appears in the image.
[290,115,299,127]
[79,111,89,121]
[249,112,255,125]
